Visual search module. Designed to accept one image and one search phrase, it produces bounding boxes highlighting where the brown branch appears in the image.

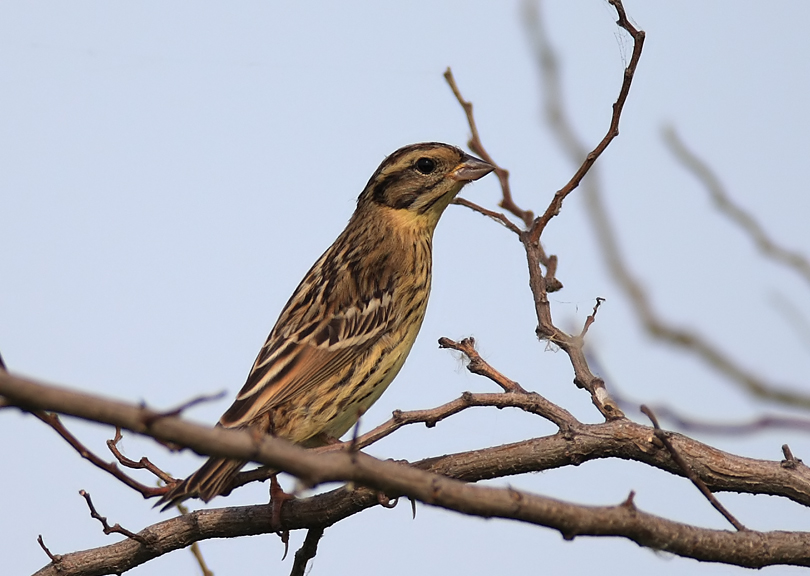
[37,535,59,564]
[452,197,523,235]
[31,469,810,576]
[505,0,644,420]
[144,390,226,423]
[79,490,148,545]
[527,0,645,244]
[522,237,624,419]
[175,502,214,576]
[106,427,175,484]
[438,337,527,393]
[641,406,746,532]
[7,370,810,572]
[523,0,810,410]
[445,75,564,293]
[6,371,810,506]
[444,67,533,229]
[447,7,636,418]
[290,527,325,576]
[230,389,577,490]
[354,391,573,447]
[664,126,810,288]
[32,411,164,498]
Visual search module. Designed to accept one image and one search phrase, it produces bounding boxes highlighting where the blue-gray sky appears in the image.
[2,2,809,574]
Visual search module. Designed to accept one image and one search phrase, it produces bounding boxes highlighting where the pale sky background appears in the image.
[2,2,810,575]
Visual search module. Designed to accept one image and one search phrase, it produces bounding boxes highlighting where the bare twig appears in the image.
[641,406,746,531]
[623,400,810,436]
[444,67,533,228]
[444,73,563,291]
[107,427,175,483]
[578,297,605,338]
[453,197,523,235]
[37,535,60,564]
[781,444,804,471]
[527,0,645,244]
[79,490,149,544]
[144,390,227,424]
[290,527,325,576]
[664,126,810,287]
[33,411,164,498]
[438,337,527,393]
[446,65,620,418]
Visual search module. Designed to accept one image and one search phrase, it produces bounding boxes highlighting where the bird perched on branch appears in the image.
[158,142,493,509]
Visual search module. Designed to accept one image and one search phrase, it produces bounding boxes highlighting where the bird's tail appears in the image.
[156,456,247,511]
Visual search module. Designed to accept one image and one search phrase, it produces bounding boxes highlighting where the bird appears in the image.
[157,142,493,509]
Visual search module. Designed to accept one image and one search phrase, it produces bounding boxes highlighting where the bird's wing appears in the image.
[218,284,394,428]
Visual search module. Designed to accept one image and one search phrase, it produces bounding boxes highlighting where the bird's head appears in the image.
[357,142,494,229]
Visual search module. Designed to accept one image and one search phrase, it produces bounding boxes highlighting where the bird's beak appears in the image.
[450,154,495,182]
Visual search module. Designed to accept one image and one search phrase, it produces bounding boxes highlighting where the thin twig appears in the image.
[578,297,605,339]
[79,490,149,544]
[107,427,175,483]
[445,73,563,290]
[527,0,645,244]
[444,67,533,228]
[33,411,164,498]
[143,390,227,425]
[453,197,523,235]
[641,406,746,532]
[438,337,528,393]
[37,535,60,563]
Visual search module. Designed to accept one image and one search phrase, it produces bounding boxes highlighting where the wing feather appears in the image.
[218,284,394,429]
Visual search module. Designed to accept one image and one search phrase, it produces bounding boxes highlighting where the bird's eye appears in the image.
[415,157,436,174]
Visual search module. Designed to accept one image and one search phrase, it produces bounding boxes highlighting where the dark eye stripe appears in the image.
[416,182,448,214]
[371,172,404,204]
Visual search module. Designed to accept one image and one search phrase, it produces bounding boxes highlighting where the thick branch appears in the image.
[5,372,810,574]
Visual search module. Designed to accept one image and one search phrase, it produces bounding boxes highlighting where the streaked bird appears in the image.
[158,142,493,509]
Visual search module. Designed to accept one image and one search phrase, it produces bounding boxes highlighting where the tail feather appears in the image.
[156,457,247,511]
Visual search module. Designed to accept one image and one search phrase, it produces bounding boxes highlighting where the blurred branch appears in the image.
[590,352,810,435]
[663,126,810,288]
[523,0,810,409]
